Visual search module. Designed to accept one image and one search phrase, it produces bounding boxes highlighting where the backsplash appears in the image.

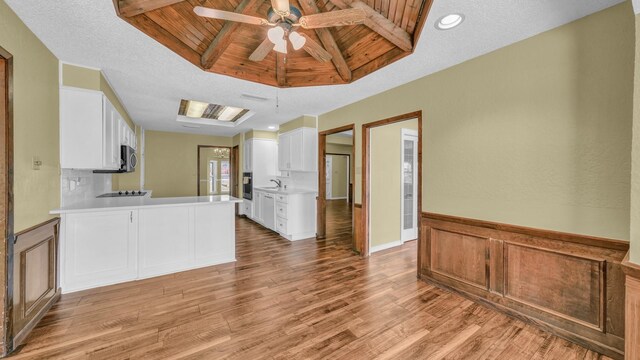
[278,172,317,191]
[61,169,112,207]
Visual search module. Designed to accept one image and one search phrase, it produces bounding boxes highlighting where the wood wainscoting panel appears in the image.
[625,274,640,359]
[12,218,60,348]
[421,212,628,359]
[430,228,488,289]
[504,243,604,330]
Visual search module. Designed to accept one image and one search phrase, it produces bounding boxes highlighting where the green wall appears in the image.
[630,12,640,263]
[144,130,232,197]
[319,2,634,241]
[0,2,60,232]
[279,115,317,133]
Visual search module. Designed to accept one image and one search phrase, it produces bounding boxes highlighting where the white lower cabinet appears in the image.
[63,210,137,292]
[194,205,234,266]
[275,193,316,241]
[138,206,192,278]
[242,200,253,218]
[60,203,237,293]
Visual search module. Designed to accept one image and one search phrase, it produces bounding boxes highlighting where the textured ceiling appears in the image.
[5,0,624,136]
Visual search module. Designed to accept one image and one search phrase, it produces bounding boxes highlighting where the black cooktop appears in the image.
[97,191,147,198]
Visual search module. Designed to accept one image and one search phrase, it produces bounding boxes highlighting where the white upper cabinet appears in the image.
[102,99,120,170]
[60,87,135,170]
[243,139,253,172]
[278,128,317,172]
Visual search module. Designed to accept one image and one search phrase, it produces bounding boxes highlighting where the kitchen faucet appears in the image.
[270,179,282,188]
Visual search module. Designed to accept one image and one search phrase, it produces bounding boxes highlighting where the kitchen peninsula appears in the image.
[51,195,242,293]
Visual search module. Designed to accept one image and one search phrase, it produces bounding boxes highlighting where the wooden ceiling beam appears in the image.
[201,0,265,69]
[298,0,352,82]
[118,0,186,17]
[329,0,412,51]
[276,52,287,87]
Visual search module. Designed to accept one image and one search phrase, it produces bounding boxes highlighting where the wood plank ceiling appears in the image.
[114,0,433,87]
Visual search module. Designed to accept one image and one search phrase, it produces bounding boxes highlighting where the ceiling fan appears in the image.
[194,0,365,62]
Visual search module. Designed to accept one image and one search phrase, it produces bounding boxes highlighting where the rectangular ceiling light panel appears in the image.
[179,99,249,122]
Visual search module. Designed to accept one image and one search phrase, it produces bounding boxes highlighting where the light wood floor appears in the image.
[11,200,610,359]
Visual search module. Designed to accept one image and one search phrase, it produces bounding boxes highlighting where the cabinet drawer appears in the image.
[276,194,288,203]
[276,217,288,234]
[276,203,288,219]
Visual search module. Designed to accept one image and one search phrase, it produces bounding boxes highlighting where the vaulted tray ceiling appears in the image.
[113,0,432,88]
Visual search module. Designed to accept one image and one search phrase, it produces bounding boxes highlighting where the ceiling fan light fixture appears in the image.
[273,40,288,54]
[289,31,306,50]
[267,26,285,44]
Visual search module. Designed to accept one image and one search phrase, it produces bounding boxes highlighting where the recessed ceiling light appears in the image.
[268,126,276,130]
[435,14,464,30]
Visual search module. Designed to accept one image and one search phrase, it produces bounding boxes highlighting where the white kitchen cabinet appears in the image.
[60,87,135,170]
[278,133,290,170]
[275,192,317,241]
[138,206,192,278]
[242,199,254,218]
[102,100,120,169]
[243,139,253,171]
[62,210,137,292]
[278,128,317,172]
[194,205,234,266]
[58,201,239,293]
[253,190,263,223]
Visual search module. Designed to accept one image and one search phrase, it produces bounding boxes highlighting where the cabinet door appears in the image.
[63,210,137,292]
[194,205,235,266]
[138,206,192,278]
[278,134,290,170]
[102,98,120,169]
[290,130,303,171]
[60,88,103,169]
[254,191,262,222]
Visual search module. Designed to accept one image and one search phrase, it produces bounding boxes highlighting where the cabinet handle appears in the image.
[130,211,133,223]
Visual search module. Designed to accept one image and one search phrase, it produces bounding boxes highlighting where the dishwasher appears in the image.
[263,193,276,231]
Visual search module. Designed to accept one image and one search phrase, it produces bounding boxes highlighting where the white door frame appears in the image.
[325,155,332,199]
[400,129,418,242]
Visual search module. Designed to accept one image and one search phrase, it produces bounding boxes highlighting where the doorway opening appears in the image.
[325,154,350,201]
[363,111,422,257]
[197,146,233,196]
[317,125,355,243]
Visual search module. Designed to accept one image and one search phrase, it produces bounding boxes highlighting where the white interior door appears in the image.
[401,129,418,242]
[325,155,332,199]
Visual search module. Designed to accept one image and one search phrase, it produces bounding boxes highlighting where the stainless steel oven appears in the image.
[242,172,252,200]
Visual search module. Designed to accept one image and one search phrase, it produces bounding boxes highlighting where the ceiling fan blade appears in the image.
[194,6,268,26]
[300,34,332,62]
[270,0,291,15]
[298,8,365,29]
[249,38,276,62]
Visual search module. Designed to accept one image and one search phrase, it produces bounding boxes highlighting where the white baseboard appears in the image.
[370,240,403,254]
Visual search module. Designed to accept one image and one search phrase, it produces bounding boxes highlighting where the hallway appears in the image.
[9,201,606,359]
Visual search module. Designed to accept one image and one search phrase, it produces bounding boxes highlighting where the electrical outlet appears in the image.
[32,156,42,170]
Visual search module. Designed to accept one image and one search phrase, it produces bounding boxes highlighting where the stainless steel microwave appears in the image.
[121,145,137,173]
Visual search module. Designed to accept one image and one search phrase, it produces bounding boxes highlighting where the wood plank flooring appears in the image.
[10,200,611,359]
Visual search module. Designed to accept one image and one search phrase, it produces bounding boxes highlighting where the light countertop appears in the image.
[51,195,243,214]
[253,187,318,195]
